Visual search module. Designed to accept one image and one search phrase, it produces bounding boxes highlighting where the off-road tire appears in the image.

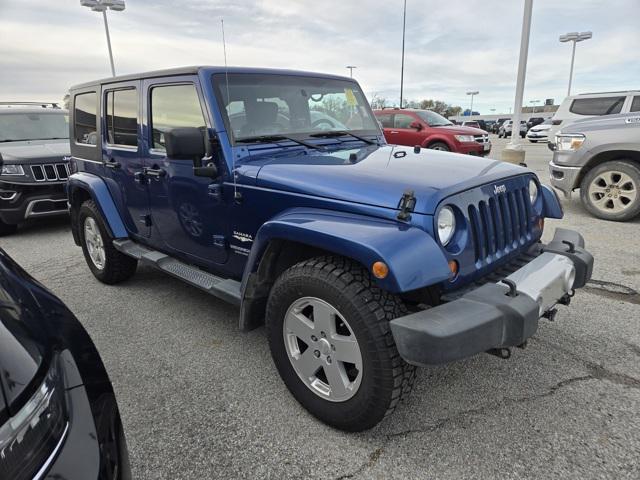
[580,160,640,222]
[78,200,137,284]
[427,142,450,152]
[0,219,17,237]
[266,255,416,431]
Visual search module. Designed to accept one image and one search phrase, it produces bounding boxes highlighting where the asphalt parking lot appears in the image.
[1,137,639,479]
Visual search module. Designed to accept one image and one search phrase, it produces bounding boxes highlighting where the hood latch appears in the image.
[397,189,416,221]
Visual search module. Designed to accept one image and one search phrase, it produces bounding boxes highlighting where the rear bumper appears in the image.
[390,228,594,366]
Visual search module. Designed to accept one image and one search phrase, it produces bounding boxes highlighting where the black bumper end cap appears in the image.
[543,228,594,289]
[390,283,540,366]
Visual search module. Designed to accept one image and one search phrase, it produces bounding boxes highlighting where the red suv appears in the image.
[374,108,491,156]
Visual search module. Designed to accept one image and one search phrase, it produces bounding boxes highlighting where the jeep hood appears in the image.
[244,145,528,215]
[0,139,70,165]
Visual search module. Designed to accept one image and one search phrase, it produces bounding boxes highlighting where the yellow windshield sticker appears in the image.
[345,88,358,106]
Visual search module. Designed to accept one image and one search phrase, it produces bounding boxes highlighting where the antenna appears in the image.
[221,19,239,202]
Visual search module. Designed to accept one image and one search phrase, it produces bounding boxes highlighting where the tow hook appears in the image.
[487,347,512,359]
[542,308,558,321]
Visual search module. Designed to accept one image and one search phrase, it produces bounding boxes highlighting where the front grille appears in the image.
[30,163,69,182]
[474,134,490,144]
[467,186,532,264]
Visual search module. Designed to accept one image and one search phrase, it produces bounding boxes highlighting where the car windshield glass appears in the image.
[212,73,379,143]
[416,110,452,126]
[0,112,69,142]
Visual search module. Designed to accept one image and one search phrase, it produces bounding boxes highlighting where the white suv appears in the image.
[549,90,640,138]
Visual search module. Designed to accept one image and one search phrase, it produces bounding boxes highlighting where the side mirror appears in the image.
[165,127,206,159]
[409,121,423,131]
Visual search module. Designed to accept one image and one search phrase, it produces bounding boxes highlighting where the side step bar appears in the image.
[113,239,241,306]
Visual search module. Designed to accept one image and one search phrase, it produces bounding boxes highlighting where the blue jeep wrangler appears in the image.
[67,66,594,431]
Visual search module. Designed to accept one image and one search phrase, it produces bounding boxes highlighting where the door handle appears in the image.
[105,158,121,169]
[145,167,166,178]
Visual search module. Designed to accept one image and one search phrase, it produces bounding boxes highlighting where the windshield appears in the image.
[212,73,379,142]
[0,112,68,142]
[415,110,452,126]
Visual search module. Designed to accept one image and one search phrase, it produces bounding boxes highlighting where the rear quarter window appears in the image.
[630,96,640,112]
[74,92,97,145]
[569,96,625,116]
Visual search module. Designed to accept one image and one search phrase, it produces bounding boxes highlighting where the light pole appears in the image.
[346,66,357,78]
[399,0,407,108]
[466,91,479,116]
[80,0,126,77]
[559,31,592,96]
[529,99,540,113]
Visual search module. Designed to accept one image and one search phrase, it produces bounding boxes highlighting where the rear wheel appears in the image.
[428,142,450,152]
[266,256,416,431]
[78,200,138,283]
[0,219,17,237]
[580,161,640,221]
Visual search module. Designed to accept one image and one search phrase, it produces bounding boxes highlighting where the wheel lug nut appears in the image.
[314,350,320,358]
[326,356,332,364]
[320,331,326,338]
[311,335,317,342]
[331,344,336,351]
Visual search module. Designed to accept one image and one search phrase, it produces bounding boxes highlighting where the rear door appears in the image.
[101,81,150,237]
[142,76,228,266]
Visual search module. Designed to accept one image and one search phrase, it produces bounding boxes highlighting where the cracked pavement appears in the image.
[1,138,639,479]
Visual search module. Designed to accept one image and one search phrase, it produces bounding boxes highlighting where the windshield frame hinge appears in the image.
[397,189,416,221]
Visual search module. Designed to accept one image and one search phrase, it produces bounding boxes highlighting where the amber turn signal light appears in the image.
[372,261,389,279]
[448,260,459,280]
[538,217,545,231]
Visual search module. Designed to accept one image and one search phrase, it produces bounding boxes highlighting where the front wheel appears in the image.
[580,161,640,221]
[427,142,450,152]
[266,256,416,431]
[78,200,138,284]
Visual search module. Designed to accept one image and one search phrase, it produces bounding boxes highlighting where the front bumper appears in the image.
[458,142,491,156]
[0,182,67,225]
[549,160,582,197]
[390,228,594,366]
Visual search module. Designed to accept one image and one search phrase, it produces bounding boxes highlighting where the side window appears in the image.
[105,88,138,147]
[150,84,206,150]
[74,92,97,145]
[394,114,415,129]
[630,96,640,112]
[569,97,625,116]
[376,114,393,128]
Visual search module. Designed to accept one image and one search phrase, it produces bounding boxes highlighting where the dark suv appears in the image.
[0,103,70,235]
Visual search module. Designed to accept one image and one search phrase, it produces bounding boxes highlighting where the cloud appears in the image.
[0,0,638,113]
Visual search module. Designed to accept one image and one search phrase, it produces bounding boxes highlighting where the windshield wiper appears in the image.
[236,134,322,150]
[309,131,377,145]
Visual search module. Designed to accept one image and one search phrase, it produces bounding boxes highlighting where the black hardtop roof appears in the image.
[69,65,354,91]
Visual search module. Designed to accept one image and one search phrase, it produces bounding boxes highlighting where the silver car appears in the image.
[549,113,640,221]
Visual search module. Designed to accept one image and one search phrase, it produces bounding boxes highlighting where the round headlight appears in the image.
[529,179,539,204]
[437,206,456,246]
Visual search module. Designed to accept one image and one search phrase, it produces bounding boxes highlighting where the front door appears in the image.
[390,113,424,146]
[142,77,229,266]
[102,81,151,238]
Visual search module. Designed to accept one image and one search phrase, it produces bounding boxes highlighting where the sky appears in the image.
[1,0,639,114]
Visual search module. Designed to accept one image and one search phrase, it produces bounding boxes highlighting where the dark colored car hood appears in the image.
[0,251,46,416]
[0,139,70,165]
[241,144,528,215]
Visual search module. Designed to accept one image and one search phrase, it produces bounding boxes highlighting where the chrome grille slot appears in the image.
[31,165,46,181]
[44,165,57,180]
[467,186,532,265]
[55,163,69,180]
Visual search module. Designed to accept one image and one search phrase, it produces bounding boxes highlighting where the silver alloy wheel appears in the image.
[430,144,448,151]
[588,170,638,214]
[84,217,106,270]
[283,297,363,402]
